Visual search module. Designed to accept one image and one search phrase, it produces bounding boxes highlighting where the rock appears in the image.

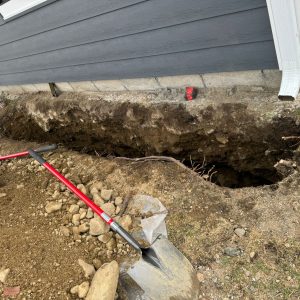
[77,184,87,195]
[78,259,95,278]
[70,285,79,295]
[45,202,62,213]
[0,268,10,283]
[196,272,205,282]
[249,251,257,261]
[60,226,70,237]
[224,247,241,257]
[115,206,121,215]
[101,203,115,216]
[101,189,113,201]
[234,228,246,237]
[72,214,81,226]
[69,204,80,214]
[115,197,123,205]
[16,184,24,189]
[89,218,110,236]
[98,232,113,244]
[90,181,103,192]
[85,261,119,300]
[0,193,7,198]
[93,193,104,206]
[92,259,103,270]
[119,215,132,231]
[78,281,90,298]
[79,223,89,233]
[86,208,94,219]
[106,238,117,251]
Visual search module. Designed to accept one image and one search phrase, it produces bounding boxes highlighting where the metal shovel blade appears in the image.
[127,235,199,300]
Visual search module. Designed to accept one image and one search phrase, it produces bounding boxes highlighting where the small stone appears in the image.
[89,218,110,236]
[60,226,70,237]
[98,232,113,244]
[69,204,80,214]
[78,259,95,278]
[106,238,117,250]
[234,228,246,237]
[249,251,257,261]
[0,268,10,283]
[115,206,121,215]
[78,281,90,298]
[101,203,115,216]
[77,184,87,195]
[119,215,132,231]
[197,272,205,282]
[224,247,241,257]
[90,181,103,192]
[85,261,119,300]
[101,189,113,201]
[86,208,94,219]
[79,223,89,233]
[72,214,81,226]
[70,285,79,295]
[93,193,104,206]
[0,193,7,198]
[92,259,103,270]
[45,202,62,213]
[17,184,24,189]
[115,197,123,205]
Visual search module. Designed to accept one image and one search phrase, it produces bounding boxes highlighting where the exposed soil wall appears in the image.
[0,88,300,185]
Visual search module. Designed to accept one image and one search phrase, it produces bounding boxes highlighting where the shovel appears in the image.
[28,149,199,299]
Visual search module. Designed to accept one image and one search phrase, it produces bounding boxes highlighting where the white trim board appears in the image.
[0,0,48,20]
[267,0,300,99]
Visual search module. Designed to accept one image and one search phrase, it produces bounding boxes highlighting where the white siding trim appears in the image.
[0,0,48,20]
[267,0,300,99]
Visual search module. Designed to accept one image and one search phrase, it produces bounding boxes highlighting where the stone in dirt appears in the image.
[0,268,10,283]
[78,223,89,233]
[77,184,87,195]
[115,197,123,205]
[234,228,246,237]
[78,259,95,278]
[224,247,241,257]
[101,189,113,201]
[89,217,110,236]
[69,204,79,214]
[45,202,62,213]
[85,261,119,300]
[0,193,7,198]
[101,202,115,216]
[119,215,132,231]
[78,281,90,298]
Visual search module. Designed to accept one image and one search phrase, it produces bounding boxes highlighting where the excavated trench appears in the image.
[0,89,300,188]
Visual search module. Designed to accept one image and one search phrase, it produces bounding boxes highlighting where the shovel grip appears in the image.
[34,144,57,153]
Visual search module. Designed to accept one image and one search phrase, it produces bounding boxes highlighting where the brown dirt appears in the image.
[0,138,299,299]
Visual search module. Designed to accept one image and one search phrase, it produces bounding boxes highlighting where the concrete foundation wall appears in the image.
[0,70,282,94]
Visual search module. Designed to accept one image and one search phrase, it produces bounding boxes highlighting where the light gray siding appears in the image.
[0,0,278,85]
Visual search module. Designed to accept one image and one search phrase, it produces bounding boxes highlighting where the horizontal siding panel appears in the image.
[0,0,268,62]
[0,0,146,44]
[0,8,273,75]
[0,41,278,85]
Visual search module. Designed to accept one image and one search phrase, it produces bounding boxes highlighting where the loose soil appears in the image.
[0,138,299,299]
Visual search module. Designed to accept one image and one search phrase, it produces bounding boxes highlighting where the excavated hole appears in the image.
[183,161,282,188]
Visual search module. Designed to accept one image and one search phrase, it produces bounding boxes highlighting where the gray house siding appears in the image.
[0,0,278,85]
